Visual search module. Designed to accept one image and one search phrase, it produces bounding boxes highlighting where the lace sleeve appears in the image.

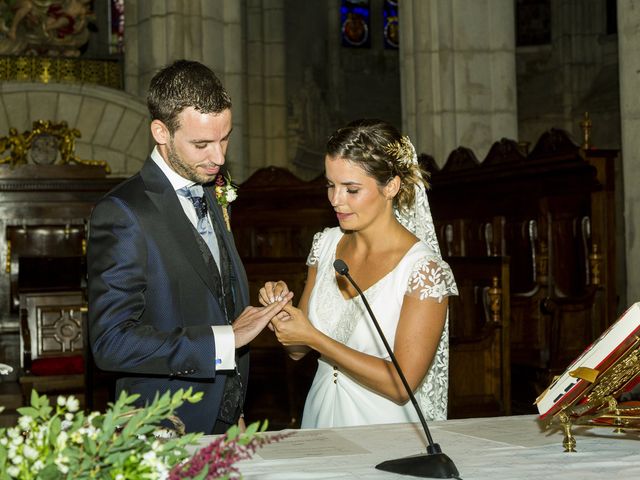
[306,229,329,267]
[406,256,458,302]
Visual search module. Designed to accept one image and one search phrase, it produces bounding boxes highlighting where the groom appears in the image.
[87,60,292,434]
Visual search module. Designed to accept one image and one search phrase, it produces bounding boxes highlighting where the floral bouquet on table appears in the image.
[0,389,287,479]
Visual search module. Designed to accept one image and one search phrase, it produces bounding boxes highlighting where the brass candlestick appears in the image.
[579,112,592,150]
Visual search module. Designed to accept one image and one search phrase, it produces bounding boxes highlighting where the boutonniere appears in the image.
[214,172,238,231]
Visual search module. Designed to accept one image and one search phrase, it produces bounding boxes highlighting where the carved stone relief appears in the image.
[0,0,93,57]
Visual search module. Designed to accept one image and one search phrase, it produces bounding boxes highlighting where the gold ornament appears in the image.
[383,136,415,167]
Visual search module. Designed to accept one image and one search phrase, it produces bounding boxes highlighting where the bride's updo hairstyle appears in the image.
[325,119,428,211]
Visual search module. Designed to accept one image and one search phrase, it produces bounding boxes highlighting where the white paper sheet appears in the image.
[256,430,370,460]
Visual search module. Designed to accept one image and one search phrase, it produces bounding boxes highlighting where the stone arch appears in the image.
[0,83,151,176]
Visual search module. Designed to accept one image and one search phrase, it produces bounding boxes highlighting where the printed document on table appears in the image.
[256,430,370,460]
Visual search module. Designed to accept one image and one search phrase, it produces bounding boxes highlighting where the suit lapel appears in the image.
[140,159,218,296]
[204,187,250,310]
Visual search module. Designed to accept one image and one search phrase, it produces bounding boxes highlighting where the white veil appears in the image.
[391,137,442,258]
[389,136,455,421]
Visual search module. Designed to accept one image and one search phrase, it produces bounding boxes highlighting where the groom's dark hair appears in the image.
[147,59,232,135]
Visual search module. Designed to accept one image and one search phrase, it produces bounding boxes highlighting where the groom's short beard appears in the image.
[166,137,212,184]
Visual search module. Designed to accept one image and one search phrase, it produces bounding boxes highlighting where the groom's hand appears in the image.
[232,292,294,348]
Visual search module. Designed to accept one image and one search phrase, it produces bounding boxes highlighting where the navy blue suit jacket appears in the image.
[87,158,250,434]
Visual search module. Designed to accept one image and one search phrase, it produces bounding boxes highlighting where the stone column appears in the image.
[618,0,640,303]
[245,0,288,174]
[123,0,247,178]
[399,0,517,165]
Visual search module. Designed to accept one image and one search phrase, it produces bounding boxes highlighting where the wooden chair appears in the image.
[18,291,89,406]
[447,256,511,418]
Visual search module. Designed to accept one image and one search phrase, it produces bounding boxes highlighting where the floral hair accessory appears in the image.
[214,172,238,231]
[383,135,417,168]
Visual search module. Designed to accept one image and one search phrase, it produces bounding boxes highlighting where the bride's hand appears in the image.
[267,310,291,332]
[259,281,291,306]
[271,304,314,346]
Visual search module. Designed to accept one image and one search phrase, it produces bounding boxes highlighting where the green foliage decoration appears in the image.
[0,388,283,479]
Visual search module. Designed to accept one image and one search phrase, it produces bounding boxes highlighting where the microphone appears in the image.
[333,259,460,479]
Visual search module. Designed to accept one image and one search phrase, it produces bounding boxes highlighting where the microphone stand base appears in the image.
[376,452,460,478]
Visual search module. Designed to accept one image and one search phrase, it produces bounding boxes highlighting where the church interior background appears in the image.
[0,0,638,429]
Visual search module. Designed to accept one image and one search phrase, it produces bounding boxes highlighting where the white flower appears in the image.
[33,459,44,471]
[56,431,68,449]
[6,466,19,478]
[226,189,238,202]
[142,450,169,479]
[23,445,38,460]
[10,454,22,465]
[66,396,79,413]
[18,415,32,430]
[55,455,69,474]
[142,450,156,462]
[80,425,99,440]
[57,396,67,407]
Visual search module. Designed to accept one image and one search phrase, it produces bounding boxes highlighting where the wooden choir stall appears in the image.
[426,128,618,414]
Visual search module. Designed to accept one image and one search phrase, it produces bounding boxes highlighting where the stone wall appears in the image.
[516,1,620,150]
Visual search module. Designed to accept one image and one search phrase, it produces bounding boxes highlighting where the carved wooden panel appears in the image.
[17,291,87,408]
[19,291,84,364]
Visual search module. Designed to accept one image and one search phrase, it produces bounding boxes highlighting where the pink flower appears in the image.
[168,423,291,479]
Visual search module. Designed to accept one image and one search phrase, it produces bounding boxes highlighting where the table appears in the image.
[196,414,640,479]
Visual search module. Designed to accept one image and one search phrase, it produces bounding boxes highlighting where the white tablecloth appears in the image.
[195,415,640,479]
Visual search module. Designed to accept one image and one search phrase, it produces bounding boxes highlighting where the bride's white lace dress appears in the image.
[301,227,458,428]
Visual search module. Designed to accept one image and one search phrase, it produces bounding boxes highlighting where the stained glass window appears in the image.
[109,0,125,54]
[341,0,371,48]
[383,0,398,49]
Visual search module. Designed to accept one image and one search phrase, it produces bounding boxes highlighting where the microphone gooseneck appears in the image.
[333,259,459,479]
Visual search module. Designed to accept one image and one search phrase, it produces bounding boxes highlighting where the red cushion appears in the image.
[30,355,84,375]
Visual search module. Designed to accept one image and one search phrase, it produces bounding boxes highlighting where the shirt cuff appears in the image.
[211,325,236,370]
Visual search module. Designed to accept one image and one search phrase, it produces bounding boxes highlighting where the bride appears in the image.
[260,119,458,428]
